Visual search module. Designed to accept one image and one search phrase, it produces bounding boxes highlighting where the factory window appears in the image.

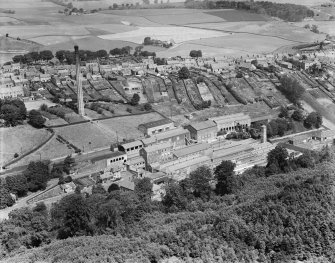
[131,147,134,150]
[135,146,139,149]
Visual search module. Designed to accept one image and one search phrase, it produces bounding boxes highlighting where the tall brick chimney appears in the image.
[75,45,85,116]
[261,124,267,143]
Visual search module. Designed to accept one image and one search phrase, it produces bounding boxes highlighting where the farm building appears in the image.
[138,118,175,136]
[186,120,217,143]
[210,113,251,132]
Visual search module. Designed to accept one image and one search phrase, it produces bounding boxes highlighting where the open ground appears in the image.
[1,0,329,63]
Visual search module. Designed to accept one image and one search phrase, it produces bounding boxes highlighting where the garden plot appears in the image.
[141,78,155,103]
[67,81,92,101]
[90,79,109,91]
[197,81,215,103]
[143,77,163,102]
[169,76,195,111]
[108,80,131,101]
[164,78,178,103]
[183,79,204,108]
[98,26,228,44]
[198,75,225,105]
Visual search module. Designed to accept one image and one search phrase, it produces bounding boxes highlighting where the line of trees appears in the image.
[185,0,314,22]
[12,50,54,64]
[0,99,27,127]
[1,144,335,262]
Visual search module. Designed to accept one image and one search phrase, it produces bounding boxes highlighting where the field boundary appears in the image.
[3,129,55,169]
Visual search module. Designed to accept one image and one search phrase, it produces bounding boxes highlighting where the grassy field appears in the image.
[98,26,228,44]
[206,10,268,22]
[99,112,164,140]
[55,122,112,150]
[0,125,50,166]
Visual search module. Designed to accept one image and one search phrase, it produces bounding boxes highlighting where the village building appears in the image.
[0,85,24,99]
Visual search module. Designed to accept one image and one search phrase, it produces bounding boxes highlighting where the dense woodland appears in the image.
[1,145,335,262]
[185,0,314,22]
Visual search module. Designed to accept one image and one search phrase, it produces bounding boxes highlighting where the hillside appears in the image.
[1,157,335,263]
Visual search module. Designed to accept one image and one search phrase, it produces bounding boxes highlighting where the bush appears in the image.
[14,153,19,158]
[144,103,152,111]
[126,108,132,113]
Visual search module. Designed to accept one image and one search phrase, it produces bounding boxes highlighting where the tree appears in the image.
[92,184,106,195]
[39,50,54,61]
[291,110,304,122]
[130,93,140,106]
[214,160,236,196]
[189,50,202,58]
[134,178,152,201]
[108,183,120,193]
[279,75,305,104]
[24,161,50,192]
[96,50,108,58]
[5,174,28,197]
[63,155,75,174]
[311,24,319,34]
[162,182,188,211]
[53,194,93,239]
[266,145,289,173]
[29,110,46,128]
[279,106,288,118]
[189,166,212,200]
[304,112,322,128]
[0,184,15,209]
[144,103,152,111]
[143,37,152,45]
[178,66,190,79]
[0,104,21,126]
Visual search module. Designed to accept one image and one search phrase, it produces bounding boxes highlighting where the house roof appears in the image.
[139,118,173,129]
[173,142,210,158]
[188,120,217,131]
[91,151,125,162]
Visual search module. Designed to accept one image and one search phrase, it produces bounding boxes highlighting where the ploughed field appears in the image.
[1,0,326,62]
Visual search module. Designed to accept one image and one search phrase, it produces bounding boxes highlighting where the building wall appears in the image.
[142,123,175,136]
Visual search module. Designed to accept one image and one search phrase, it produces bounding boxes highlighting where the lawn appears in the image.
[206,9,268,22]
[99,112,164,140]
[56,122,112,146]
[0,125,51,166]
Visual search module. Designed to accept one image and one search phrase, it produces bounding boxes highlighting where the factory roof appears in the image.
[120,140,143,149]
[90,151,125,162]
[139,118,173,129]
[173,143,210,158]
[165,156,210,173]
[144,141,173,153]
[210,113,250,124]
[188,120,217,131]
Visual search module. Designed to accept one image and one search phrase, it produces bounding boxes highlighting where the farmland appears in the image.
[2,0,329,64]
[0,125,50,166]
